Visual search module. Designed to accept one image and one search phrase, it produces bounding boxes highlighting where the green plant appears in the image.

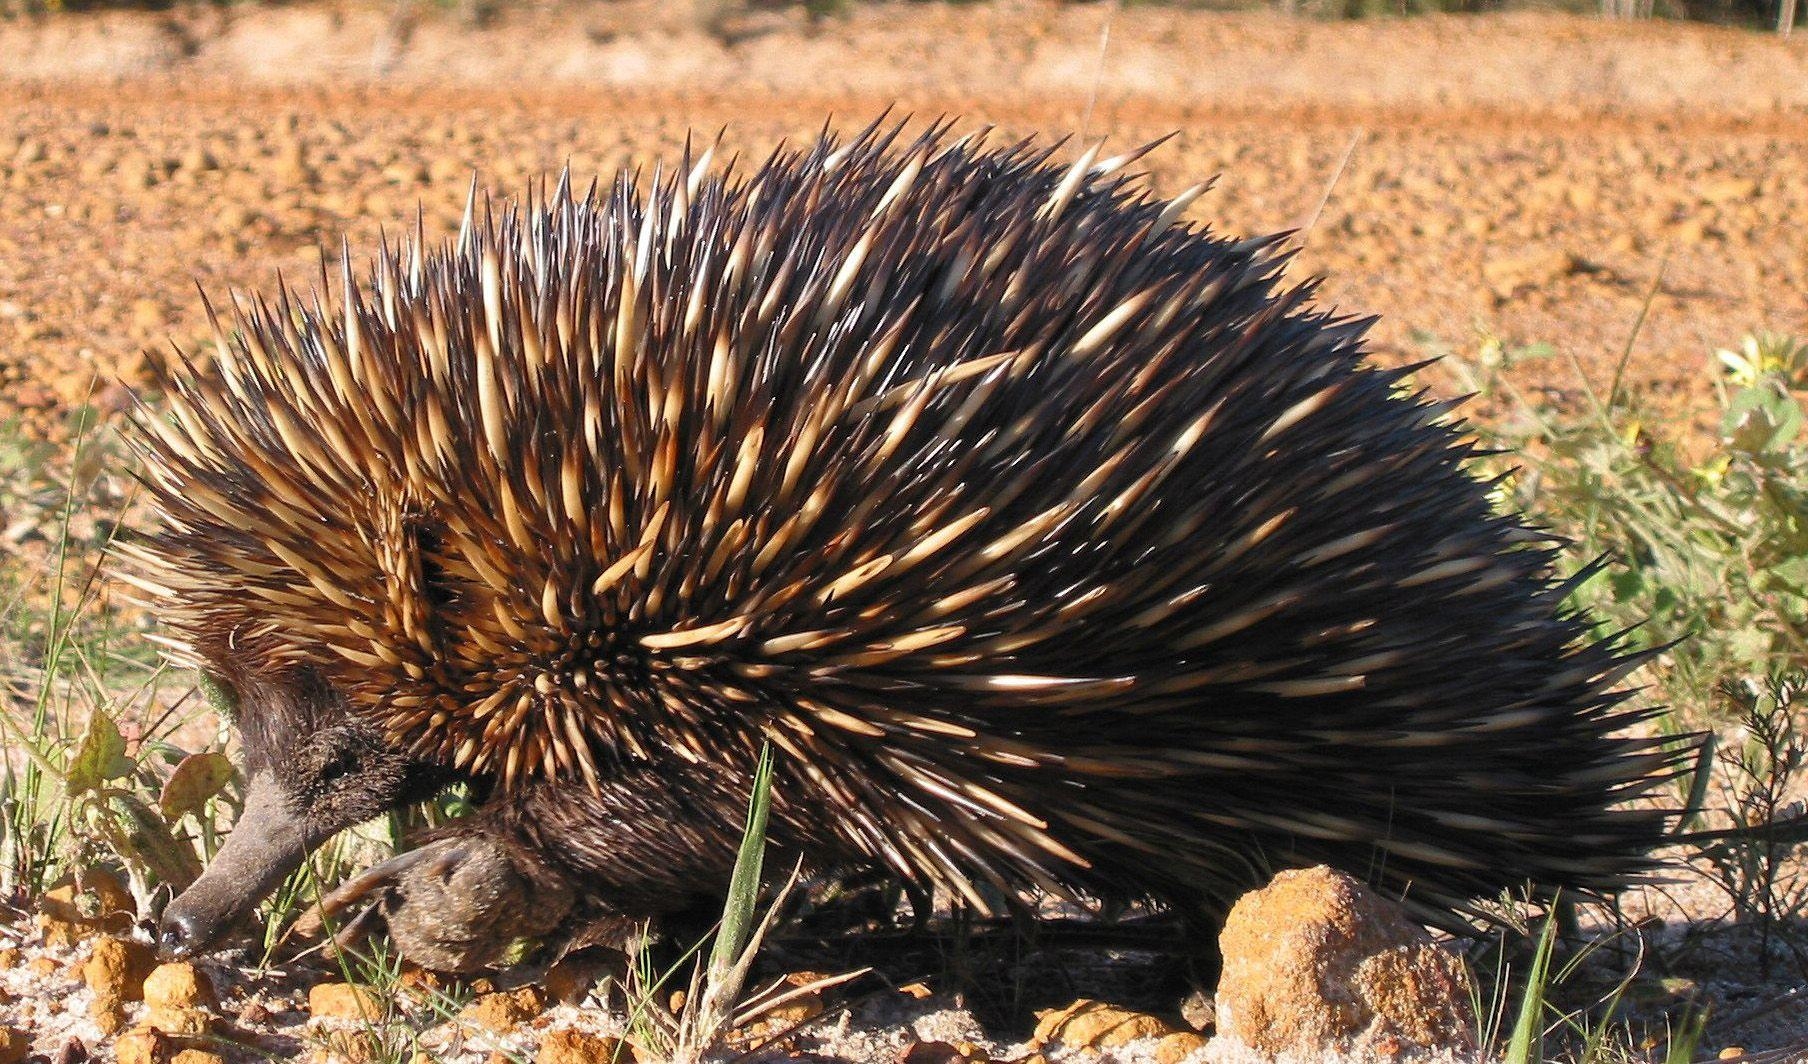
[0,407,227,906]
[1433,329,1808,718]
[621,747,865,1063]
[1474,902,1697,1064]
[1684,675,1808,976]
[306,936,504,1064]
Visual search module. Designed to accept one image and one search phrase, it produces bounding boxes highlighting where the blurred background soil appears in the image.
[1,4,1806,1059]
[0,0,1804,448]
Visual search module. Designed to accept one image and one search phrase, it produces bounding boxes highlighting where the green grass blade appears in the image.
[707,744,774,982]
[1504,909,1559,1064]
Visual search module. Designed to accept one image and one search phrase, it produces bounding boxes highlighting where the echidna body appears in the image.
[133,122,1673,967]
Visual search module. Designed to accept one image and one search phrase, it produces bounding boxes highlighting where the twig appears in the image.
[1295,130,1363,248]
[1078,2,1119,141]
[1606,255,1669,413]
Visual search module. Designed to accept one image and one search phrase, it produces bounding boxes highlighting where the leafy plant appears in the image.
[0,408,225,906]
[1434,329,1808,717]
[1685,675,1808,976]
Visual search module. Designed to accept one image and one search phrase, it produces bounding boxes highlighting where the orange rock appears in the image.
[143,1006,212,1036]
[536,1027,624,1064]
[1153,1031,1210,1064]
[308,982,384,1023]
[115,1027,175,1064]
[541,955,611,1005]
[1034,1000,1178,1051]
[38,872,134,936]
[90,990,128,1036]
[310,1030,383,1064]
[762,970,829,1025]
[1215,866,1474,1060]
[143,962,216,1011]
[84,935,158,1001]
[460,985,545,1033]
[398,964,444,999]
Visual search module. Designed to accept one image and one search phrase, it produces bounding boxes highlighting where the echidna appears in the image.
[127,120,1676,972]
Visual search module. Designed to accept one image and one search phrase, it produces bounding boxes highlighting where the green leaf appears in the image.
[96,792,203,890]
[66,710,128,794]
[1504,910,1559,1064]
[1723,385,1802,455]
[708,745,775,984]
[159,752,236,821]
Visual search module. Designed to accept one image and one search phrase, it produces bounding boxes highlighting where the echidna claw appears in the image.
[296,833,577,975]
[289,837,471,944]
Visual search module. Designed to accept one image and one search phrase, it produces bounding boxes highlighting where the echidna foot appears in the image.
[317,834,576,974]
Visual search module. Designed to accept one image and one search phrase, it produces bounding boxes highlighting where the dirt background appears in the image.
[2,1,1808,1060]
[1,0,1806,443]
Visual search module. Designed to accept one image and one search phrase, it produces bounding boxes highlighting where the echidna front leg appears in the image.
[316,831,577,974]
[318,765,771,973]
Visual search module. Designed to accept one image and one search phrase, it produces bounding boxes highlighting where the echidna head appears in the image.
[158,667,442,957]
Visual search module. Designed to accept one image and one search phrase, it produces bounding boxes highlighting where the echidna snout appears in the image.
[128,120,1678,968]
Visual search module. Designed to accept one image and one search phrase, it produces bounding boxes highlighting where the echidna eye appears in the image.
[318,755,354,783]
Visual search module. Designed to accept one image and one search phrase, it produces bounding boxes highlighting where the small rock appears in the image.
[308,981,383,1022]
[0,1025,28,1064]
[37,917,81,947]
[1481,247,1575,300]
[1215,866,1474,1060]
[0,946,18,969]
[89,991,127,1036]
[84,935,157,1001]
[1154,1031,1210,1064]
[179,147,219,174]
[236,1000,273,1027]
[143,963,216,1011]
[1699,178,1757,204]
[311,1031,382,1064]
[131,299,164,335]
[143,1006,212,1036]
[114,1028,173,1064]
[76,870,135,922]
[170,1053,226,1064]
[460,985,545,1033]
[397,965,444,999]
[12,139,46,167]
[762,970,829,1025]
[535,1028,623,1064]
[896,1041,971,1064]
[52,1036,89,1064]
[1718,1049,1747,1060]
[1034,1000,1179,1051]
[541,955,609,1005]
[27,956,59,978]
[1671,217,1713,244]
